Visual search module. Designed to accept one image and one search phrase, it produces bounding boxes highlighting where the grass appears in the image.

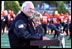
[1,33,71,48]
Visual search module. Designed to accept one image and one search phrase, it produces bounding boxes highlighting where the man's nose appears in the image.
[31,9,34,13]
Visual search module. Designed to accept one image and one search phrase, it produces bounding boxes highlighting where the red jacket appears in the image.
[41,14,50,24]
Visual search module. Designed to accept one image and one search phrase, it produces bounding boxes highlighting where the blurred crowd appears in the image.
[32,11,71,39]
[1,10,71,39]
[1,10,16,34]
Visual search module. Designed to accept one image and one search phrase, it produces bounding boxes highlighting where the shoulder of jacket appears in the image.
[15,20,27,29]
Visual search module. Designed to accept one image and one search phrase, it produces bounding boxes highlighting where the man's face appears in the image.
[23,3,34,17]
[61,13,63,16]
[44,13,47,16]
[8,10,11,13]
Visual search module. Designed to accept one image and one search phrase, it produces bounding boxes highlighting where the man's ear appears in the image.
[23,7,25,12]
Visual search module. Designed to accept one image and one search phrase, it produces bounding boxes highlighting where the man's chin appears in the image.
[28,15,32,17]
[26,14,32,17]
[27,15,32,18]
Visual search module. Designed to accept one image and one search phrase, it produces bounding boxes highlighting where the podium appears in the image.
[30,39,62,48]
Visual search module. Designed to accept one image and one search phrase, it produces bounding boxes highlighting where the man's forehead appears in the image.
[26,3,34,9]
[27,3,32,5]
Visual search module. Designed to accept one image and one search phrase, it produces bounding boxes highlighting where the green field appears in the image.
[1,33,71,48]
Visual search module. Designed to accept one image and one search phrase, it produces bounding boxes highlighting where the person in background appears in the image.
[1,10,8,34]
[41,11,50,34]
[32,11,44,34]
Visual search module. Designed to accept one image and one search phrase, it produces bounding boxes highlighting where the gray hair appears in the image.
[21,1,34,11]
[33,11,42,19]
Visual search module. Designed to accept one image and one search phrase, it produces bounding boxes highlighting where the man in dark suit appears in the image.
[8,1,50,48]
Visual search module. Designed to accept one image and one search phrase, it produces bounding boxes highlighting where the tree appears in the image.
[45,1,58,5]
[54,1,69,14]
[4,1,21,14]
[32,1,42,7]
